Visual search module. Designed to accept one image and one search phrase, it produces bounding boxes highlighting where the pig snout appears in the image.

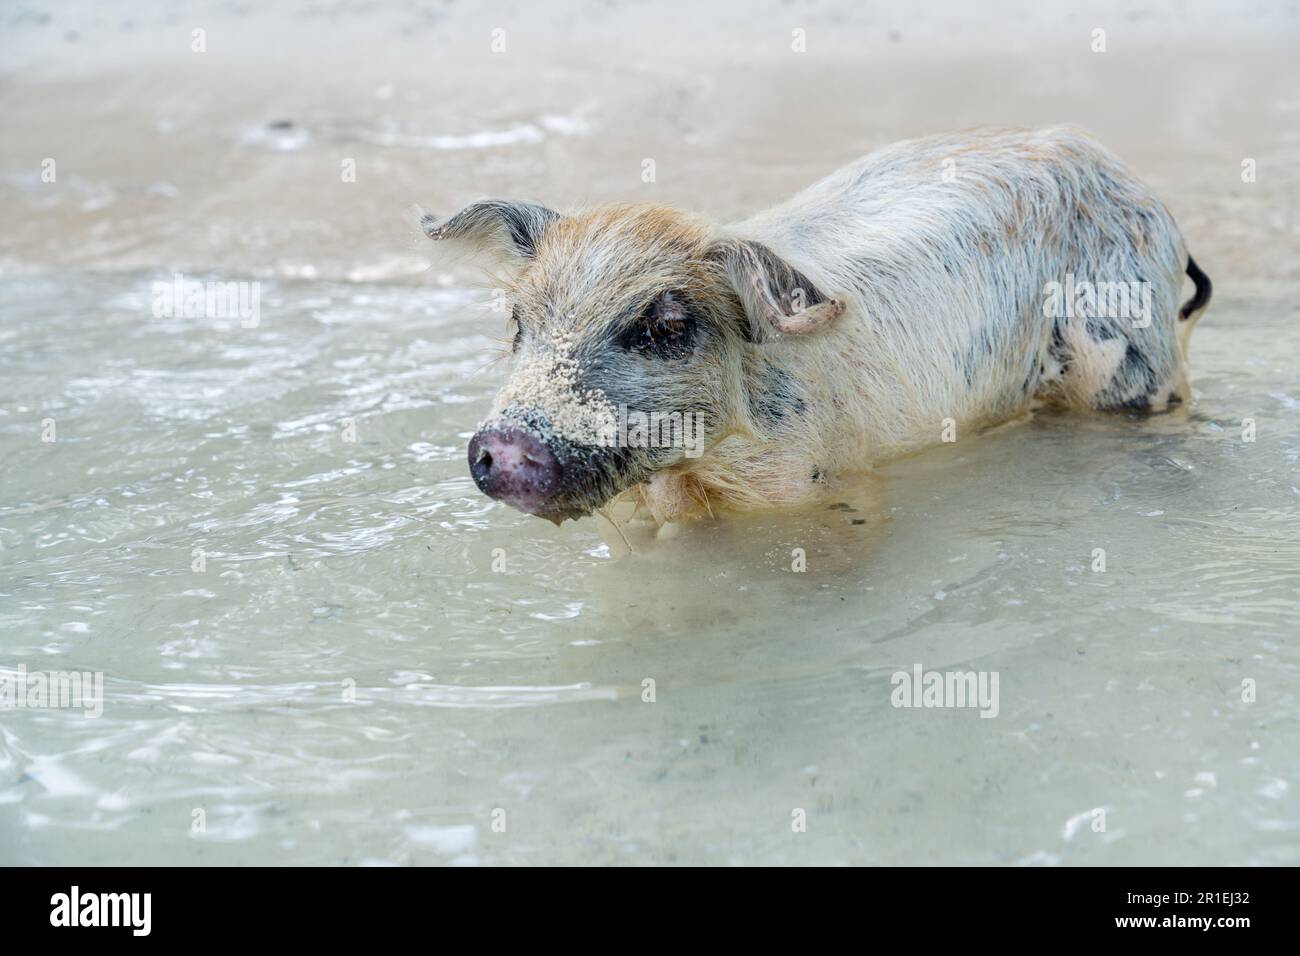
[468,427,562,514]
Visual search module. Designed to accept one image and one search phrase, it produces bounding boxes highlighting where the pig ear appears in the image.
[420,199,560,263]
[706,238,845,340]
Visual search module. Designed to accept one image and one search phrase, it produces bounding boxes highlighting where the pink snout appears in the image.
[467,427,561,514]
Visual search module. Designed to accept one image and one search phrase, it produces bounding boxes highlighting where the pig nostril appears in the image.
[468,426,559,509]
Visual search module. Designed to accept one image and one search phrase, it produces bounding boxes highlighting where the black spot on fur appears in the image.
[1049,321,1072,375]
[1085,316,1119,341]
[752,364,806,424]
[1115,395,1153,413]
[1122,342,1156,390]
[1104,344,1161,412]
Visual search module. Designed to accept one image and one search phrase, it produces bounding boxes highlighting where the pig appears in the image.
[426,126,1212,524]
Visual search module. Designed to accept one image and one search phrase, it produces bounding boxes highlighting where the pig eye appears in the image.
[624,291,693,358]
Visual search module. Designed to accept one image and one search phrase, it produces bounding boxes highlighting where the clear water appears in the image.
[1,0,1297,865]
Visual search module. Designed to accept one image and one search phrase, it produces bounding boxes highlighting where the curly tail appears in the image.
[1180,255,1212,320]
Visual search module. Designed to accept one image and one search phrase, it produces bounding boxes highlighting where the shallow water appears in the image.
[2,271,1297,865]
[2,0,1299,865]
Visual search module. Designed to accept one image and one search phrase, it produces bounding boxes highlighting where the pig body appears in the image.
[433,126,1211,523]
